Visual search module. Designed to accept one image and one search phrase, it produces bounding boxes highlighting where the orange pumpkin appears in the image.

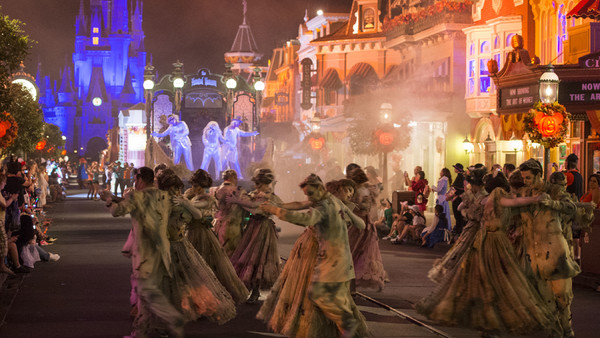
[379,132,394,146]
[0,124,6,138]
[534,112,563,137]
[309,136,325,150]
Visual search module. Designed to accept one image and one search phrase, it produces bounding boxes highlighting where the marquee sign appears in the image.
[559,81,600,105]
[498,84,538,111]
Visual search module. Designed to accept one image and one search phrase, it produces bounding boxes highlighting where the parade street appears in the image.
[0,189,598,338]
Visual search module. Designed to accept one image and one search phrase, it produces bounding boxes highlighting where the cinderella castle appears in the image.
[37,0,146,156]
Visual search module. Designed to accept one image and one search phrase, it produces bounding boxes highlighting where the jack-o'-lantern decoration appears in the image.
[524,102,570,148]
[378,131,394,146]
[309,135,325,150]
[373,125,397,152]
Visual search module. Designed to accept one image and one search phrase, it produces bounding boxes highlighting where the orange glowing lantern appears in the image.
[309,136,325,150]
[35,139,47,151]
[378,132,394,146]
[61,150,67,155]
[534,111,563,137]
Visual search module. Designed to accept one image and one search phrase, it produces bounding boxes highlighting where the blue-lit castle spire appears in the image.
[39,0,146,156]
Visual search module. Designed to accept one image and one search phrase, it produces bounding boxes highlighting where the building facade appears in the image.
[37,0,146,158]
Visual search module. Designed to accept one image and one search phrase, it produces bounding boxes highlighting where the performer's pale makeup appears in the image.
[520,170,540,188]
[302,185,326,203]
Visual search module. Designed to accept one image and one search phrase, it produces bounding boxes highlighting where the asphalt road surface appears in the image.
[1,188,599,337]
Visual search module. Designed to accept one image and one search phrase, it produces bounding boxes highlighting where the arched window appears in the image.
[467,60,475,95]
[494,35,499,49]
[470,43,475,56]
[506,33,515,48]
[558,5,566,63]
[480,41,491,54]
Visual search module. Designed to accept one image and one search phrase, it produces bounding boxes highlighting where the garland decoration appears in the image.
[523,101,570,148]
[0,112,19,149]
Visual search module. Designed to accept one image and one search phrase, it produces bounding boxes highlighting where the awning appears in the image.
[567,0,600,19]
[347,62,378,80]
[319,69,343,89]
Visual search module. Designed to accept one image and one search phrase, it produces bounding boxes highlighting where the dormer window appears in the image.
[93,27,99,33]
[363,8,375,30]
[93,37,99,45]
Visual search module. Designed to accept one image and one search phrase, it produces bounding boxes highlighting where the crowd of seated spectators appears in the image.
[1,157,61,277]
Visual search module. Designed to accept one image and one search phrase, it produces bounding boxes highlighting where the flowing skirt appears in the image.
[257,228,369,338]
[349,222,388,291]
[164,239,236,324]
[230,216,281,289]
[416,230,561,336]
[187,219,250,303]
[428,220,479,283]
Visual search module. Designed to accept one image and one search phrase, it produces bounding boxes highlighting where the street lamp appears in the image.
[310,115,321,133]
[172,60,185,113]
[539,65,559,104]
[379,103,394,194]
[539,64,560,178]
[252,67,264,132]
[509,133,523,154]
[143,63,155,166]
[380,103,392,124]
[462,135,474,154]
[223,63,237,125]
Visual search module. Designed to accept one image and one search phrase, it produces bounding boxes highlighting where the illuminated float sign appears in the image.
[190,76,217,87]
[498,84,538,110]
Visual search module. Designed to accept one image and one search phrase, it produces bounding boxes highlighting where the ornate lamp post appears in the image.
[223,63,237,125]
[379,103,393,192]
[252,67,265,132]
[172,60,185,114]
[539,65,560,178]
[143,64,155,166]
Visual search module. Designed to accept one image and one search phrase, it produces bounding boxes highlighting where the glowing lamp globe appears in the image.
[173,77,184,89]
[254,80,265,91]
[226,78,238,89]
[539,67,559,104]
[462,136,474,153]
[509,134,523,152]
[143,79,155,90]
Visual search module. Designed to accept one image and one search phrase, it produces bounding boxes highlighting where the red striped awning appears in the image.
[319,69,343,89]
[567,0,600,19]
[347,62,378,80]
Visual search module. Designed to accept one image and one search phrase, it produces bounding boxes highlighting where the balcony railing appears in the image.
[384,1,472,39]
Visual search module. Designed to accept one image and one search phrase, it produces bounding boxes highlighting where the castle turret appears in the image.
[224,0,262,75]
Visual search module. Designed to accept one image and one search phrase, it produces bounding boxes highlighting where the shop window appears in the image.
[467,60,475,95]
[480,41,490,54]
[506,33,515,48]
[469,43,475,56]
[324,88,337,105]
[494,36,499,49]
[493,53,500,68]
[558,5,566,63]
[480,59,491,93]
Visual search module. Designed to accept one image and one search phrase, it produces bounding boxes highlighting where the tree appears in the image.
[3,84,44,156]
[0,9,40,157]
[0,11,31,107]
[34,123,65,158]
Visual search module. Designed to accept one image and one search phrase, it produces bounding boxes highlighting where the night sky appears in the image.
[0,0,351,81]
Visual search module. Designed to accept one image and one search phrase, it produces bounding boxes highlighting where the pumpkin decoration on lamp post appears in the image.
[523,65,568,178]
